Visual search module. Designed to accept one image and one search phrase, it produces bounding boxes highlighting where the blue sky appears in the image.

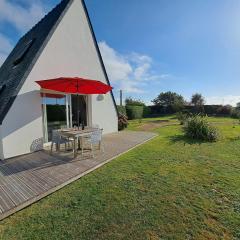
[0,0,240,105]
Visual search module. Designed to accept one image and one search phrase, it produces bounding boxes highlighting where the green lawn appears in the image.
[0,116,240,240]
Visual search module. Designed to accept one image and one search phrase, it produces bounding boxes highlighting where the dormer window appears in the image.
[13,39,35,67]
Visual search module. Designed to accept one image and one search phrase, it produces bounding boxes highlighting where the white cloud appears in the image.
[0,0,46,33]
[206,95,240,106]
[98,41,168,93]
[0,33,13,65]
[98,41,132,82]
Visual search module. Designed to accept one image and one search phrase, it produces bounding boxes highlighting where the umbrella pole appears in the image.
[77,94,80,130]
[77,80,80,130]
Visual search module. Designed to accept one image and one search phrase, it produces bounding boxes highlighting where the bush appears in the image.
[183,115,219,141]
[176,111,192,125]
[126,105,144,120]
[216,105,232,115]
[118,113,128,131]
[231,109,240,119]
[125,97,145,106]
[117,105,126,115]
[143,106,151,117]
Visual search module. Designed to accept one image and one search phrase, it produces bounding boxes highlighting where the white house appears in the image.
[0,0,118,160]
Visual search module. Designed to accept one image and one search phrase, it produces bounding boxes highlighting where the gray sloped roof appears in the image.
[0,0,118,125]
[0,0,73,124]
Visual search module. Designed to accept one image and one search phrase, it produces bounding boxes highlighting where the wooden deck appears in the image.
[0,131,156,220]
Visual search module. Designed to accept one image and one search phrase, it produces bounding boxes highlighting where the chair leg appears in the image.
[73,139,77,158]
[51,143,53,154]
[91,143,95,158]
[101,142,105,153]
[81,140,84,156]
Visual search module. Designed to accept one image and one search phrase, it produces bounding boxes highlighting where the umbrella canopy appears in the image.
[36,77,113,94]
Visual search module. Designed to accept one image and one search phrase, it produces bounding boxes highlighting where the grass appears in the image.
[0,116,240,239]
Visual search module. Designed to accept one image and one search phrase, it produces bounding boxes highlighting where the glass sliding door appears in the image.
[71,95,87,127]
[42,93,69,143]
[42,93,88,143]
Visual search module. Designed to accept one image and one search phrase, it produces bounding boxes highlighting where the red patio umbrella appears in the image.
[36,77,113,94]
[36,77,113,129]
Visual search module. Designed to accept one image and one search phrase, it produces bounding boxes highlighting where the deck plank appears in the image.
[0,131,157,220]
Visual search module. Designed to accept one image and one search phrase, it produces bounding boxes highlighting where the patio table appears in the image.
[58,128,99,157]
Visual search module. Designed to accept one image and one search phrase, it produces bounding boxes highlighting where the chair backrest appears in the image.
[52,130,61,143]
[92,124,100,129]
[90,129,103,144]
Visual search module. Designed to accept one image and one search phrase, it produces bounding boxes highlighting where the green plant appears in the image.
[125,97,145,106]
[217,105,232,115]
[191,93,205,113]
[143,106,151,117]
[126,105,144,120]
[231,109,240,119]
[117,105,126,115]
[176,111,191,125]
[183,115,219,141]
[152,91,185,113]
[118,113,128,130]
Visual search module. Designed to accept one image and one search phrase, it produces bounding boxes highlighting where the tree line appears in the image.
[152,91,205,113]
[120,92,240,119]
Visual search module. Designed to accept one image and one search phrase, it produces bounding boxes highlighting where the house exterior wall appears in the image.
[0,0,117,159]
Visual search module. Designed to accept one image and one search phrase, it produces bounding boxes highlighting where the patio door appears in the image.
[42,94,69,143]
[71,95,87,127]
[42,93,89,143]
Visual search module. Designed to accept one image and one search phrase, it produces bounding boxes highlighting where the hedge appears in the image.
[126,105,144,119]
[148,105,225,116]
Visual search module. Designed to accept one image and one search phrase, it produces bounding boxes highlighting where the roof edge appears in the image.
[81,0,119,117]
[0,0,74,124]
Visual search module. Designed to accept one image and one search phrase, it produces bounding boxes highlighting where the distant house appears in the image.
[0,0,118,160]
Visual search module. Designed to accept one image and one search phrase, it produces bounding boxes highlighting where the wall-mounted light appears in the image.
[97,94,104,101]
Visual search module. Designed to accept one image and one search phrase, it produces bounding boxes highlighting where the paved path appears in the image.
[0,131,156,220]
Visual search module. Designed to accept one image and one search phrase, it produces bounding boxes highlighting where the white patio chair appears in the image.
[81,129,104,157]
[50,130,74,153]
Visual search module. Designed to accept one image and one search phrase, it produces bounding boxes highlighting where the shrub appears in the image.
[125,97,145,106]
[118,113,128,131]
[183,115,219,141]
[126,105,144,120]
[231,109,240,119]
[176,111,192,125]
[143,106,151,117]
[117,105,126,115]
[216,105,232,115]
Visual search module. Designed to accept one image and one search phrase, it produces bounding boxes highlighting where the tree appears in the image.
[236,102,240,110]
[191,93,205,113]
[152,91,185,112]
[216,105,232,115]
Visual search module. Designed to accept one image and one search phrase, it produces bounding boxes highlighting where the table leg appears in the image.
[81,136,84,156]
[78,137,81,150]
[73,138,77,158]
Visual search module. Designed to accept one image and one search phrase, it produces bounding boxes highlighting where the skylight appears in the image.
[13,39,35,67]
